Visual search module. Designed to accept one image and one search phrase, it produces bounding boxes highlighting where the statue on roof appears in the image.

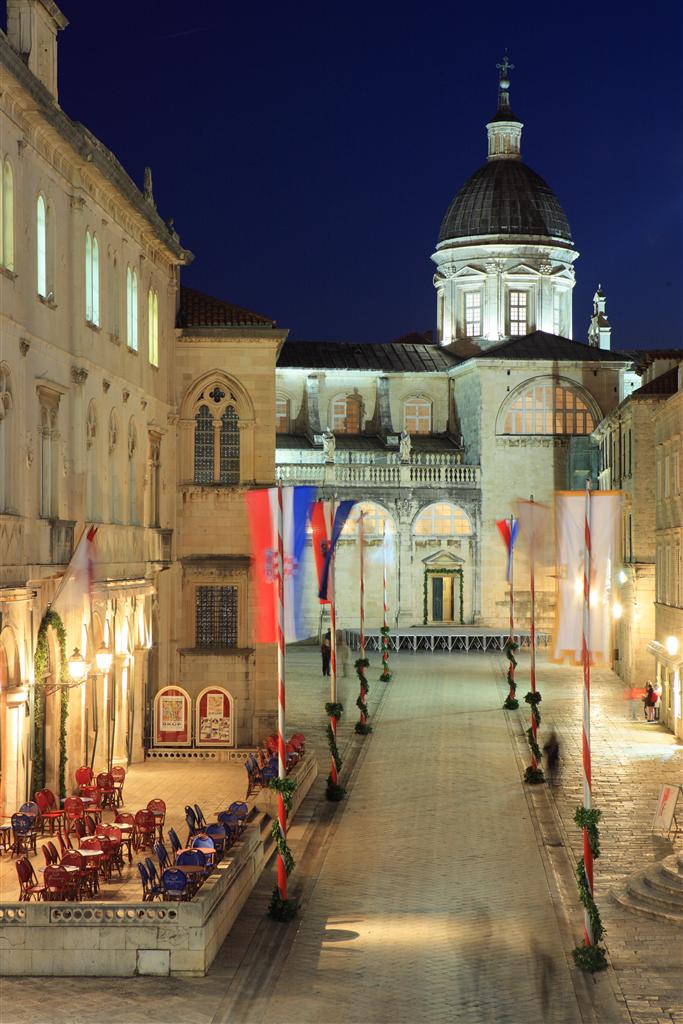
[322,429,336,463]
[399,429,412,462]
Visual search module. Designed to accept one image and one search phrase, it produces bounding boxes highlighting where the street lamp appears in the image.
[612,602,623,620]
[95,642,113,674]
[665,635,679,657]
[67,648,89,683]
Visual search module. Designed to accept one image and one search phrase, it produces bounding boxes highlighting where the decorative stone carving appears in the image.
[19,339,30,357]
[71,366,88,385]
[167,412,178,426]
[394,498,413,521]
[102,379,111,393]
[25,434,34,467]
[122,390,130,403]
[399,430,412,461]
[539,262,553,275]
[140,399,147,410]
[322,429,336,463]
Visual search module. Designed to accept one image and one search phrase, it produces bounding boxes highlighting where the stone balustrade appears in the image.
[276,457,480,489]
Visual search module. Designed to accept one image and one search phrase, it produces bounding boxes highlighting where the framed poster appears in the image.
[652,784,682,836]
[153,685,191,747]
[195,686,234,747]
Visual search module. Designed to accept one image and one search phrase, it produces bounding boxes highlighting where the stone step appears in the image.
[627,875,683,912]
[611,887,683,927]
[641,873,683,906]
[659,856,683,889]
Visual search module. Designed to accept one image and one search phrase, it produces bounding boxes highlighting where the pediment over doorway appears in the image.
[421,550,464,567]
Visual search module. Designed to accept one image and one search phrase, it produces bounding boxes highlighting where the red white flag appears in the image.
[52,526,98,620]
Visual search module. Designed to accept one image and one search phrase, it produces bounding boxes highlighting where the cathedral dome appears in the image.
[438,159,573,245]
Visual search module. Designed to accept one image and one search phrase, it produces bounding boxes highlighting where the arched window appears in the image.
[109,251,120,337]
[404,398,431,435]
[148,287,159,366]
[36,196,47,297]
[332,394,362,434]
[1,159,14,271]
[86,401,99,521]
[109,411,120,523]
[85,230,100,325]
[276,395,290,432]
[192,385,242,484]
[0,364,13,511]
[341,501,395,538]
[128,420,138,523]
[413,502,472,537]
[498,379,598,436]
[126,267,138,350]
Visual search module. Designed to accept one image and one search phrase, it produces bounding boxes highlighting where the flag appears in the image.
[515,499,551,564]
[245,486,316,643]
[52,526,98,620]
[554,491,622,664]
[318,500,356,601]
[310,500,333,604]
[496,517,519,582]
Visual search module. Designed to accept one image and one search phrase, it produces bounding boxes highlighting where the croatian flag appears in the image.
[245,486,316,643]
[314,499,356,601]
[496,518,519,582]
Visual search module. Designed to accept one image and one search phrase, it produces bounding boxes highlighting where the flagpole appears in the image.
[507,513,516,705]
[525,497,543,783]
[329,528,339,787]
[581,480,594,946]
[380,521,391,681]
[276,480,287,902]
[356,512,368,729]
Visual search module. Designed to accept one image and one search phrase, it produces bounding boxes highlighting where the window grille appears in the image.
[509,291,527,336]
[464,292,481,337]
[195,586,238,648]
[219,406,240,483]
[194,405,214,483]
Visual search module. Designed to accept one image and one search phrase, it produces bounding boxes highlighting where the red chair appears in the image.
[96,772,116,811]
[98,825,124,877]
[133,809,156,853]
[111,766,126,807]
[55,830,72,857]
[42,844,57,868]
[63,796,86,836]
[75,765,94,794]
[34,789,65,835]
[61,850,92,899]
[44,864,79,902]
[79,837,105,893]
[16,857,46,901]
[147,799,166,842]
[114,812,135,863]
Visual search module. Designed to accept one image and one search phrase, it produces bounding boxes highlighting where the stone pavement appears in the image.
[1,647,681,1024]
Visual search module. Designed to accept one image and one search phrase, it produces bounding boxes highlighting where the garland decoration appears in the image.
[422,568,464,625]
[268,886,298,922]
[354,657,372,734]
[33,610,69,797]
[326,775,346,801]
[326,723,343,772]
[379,625,392,681]
[269,776,298,814]
[523,690,544,784]
[270,817,295,875]
[325,699,346,800]
[571,807,608,972]
[325,702,344,720]
[502,639,518,710]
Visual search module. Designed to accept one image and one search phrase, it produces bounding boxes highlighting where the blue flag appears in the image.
[318,500,356,600]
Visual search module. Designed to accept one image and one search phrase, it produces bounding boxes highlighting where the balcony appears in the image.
[276,453,480,489]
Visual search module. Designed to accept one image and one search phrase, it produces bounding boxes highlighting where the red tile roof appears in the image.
[178,286,275,329]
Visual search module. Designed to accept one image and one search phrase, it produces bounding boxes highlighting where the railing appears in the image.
[276,458,480,489]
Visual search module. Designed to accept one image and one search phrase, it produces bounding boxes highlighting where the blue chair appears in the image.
[154,841,170,871]
[11,813,37,858]
[205,824,226,858]
[161,868,190,901]
[190,833,215,865]
[185,810,202,846]
[194,804,207,829]
[137,861,161,901]
[168,827,182,863]
[218,811,240,844]
[177,849,207,869]
[228,802,249,834]
[145,856,162,896]
[184,805,197,828]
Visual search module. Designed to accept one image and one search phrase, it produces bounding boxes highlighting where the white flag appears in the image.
[554,492,622,664]
[52,526,97,621]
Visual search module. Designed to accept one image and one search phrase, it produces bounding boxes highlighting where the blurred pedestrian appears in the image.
[543,730,560,785]
[624,684,643,721]
[644,682,658,722]
[321,629,331,677]
[338,634,349,678]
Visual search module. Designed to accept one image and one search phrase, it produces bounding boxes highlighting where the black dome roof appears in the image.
[438,160,572,244]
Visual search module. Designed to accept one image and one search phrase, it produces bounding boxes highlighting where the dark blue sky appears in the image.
[35,2,683,347]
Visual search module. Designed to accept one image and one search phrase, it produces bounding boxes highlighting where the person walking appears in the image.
[644,682,658,722]
[543,730,560,785]
[321,629,331,677]
[625,684,643,721]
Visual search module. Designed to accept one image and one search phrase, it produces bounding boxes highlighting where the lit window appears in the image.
[501,381,596,435]
[196,586,238,648]
[404,398,431,435]
[464,292,481,337]
[276,396,290,432]
[219,406,240,484]
[332,395,361,434]
[509,291,527,336]
[36,196,47,297]
[148,288,159,366]
[342,501,394,537]
[194,405,214,484]
[1,159,14,271]
[126,266,138,350]
[85,230,100,325]
[413,502,472,537]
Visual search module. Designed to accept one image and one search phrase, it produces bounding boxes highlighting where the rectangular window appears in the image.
[464,292,481,337]
[275,397,289,432]
[664,454,671,498]
[509,291,527,336]
[404,400,431,435]
[195,586,238,648]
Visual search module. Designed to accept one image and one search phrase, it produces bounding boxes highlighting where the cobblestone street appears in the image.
[1,647,682,1024]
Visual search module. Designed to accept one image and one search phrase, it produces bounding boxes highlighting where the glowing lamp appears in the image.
[95,643,113,674]
[618,569,627,584]
[665,636,679,657]
[612,602,623,620]
[67,648,88,683]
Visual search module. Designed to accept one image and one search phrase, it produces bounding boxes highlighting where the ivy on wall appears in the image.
[33,610,69,798]
[422,568,464,625]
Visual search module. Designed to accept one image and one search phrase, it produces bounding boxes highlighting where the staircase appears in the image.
[611,853,683,927]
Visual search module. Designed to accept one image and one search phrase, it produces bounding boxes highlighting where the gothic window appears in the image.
[499,380,597,436]
[128,420,138,524]
[85,230,100,326]
[276,395,290,432]
[1,158,14,271]
[332,395,362,434]
[413,502,472,537]
[509,290,527,336]
[109,411,120,523]
[464,292,481,337]
[36,196,47,298]
[148,287,159,366]
[404,398,432,435]
[0,364,13,511]
[126,266,138,350]
[148,434,161,527]
[192,385,242,484]
[195,586,238,648]
[109,251,120,338]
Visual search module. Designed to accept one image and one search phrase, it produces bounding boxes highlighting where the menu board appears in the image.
[153,686,191,746]
[196,687,233,747]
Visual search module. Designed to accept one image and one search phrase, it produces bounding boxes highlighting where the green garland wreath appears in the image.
[269,776,298,814]
[326,722,342,772]
[571,806,607,971]
[354,656,371,732]
[522,690,544,784]
[502,639,519,710]
[422,568,464,625]
[268,887,298,922]
[379,625,392,681]
[33,610,69,798]
[270,818,295,875]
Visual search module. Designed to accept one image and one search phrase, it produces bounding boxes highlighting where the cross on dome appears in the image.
[496,52,514,83]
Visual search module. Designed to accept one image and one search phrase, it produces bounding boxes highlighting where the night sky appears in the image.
[15,1,683,348]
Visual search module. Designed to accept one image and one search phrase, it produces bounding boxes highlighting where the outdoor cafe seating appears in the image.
[34,789,65,834]
[11,813,38,858]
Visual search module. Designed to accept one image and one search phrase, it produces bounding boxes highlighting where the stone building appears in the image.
[276,65,629,633]
[0,0,281,813]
